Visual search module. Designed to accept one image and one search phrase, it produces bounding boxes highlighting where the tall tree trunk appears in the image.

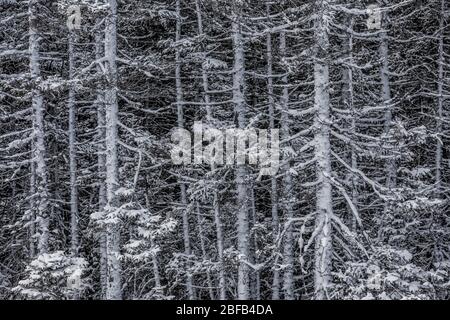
[175,0,194,300]
[378,8,396,243]
[379,10,396,191]
[435,0,445,192]
[313,0,333,300]
[342,17,357,231]
[104,0,122,300]
[29,0,49,255]
[266,4,280,300]
[279,31,295,300]
[232,3,250,300]
[68,31,79,255]
[95,18,108,298]
[195,0,226,299]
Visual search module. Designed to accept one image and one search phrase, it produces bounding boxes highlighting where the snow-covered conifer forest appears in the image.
[0,0,449,300]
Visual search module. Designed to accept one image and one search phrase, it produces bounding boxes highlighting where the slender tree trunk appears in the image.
[29,0,49,255]
[436,0,445,192]
[378,9,396,243]
[213,191,226,299]
[195,0,212,121]
[266,4,280,300]
[278,31,295,300]
[379,11,396,190]
[104,0,122,300]
[68,31,79,255]
[29,160,36,258]
[342,18,358,231]
[195,0,226,299]
[313,0,333,300]
[175,0,194,300]
[150,236,162,290]
[196,202,214,299]
[232,4,250,300]
[145,194,162,292]
[249,187,260,300]
[95,19,108,298]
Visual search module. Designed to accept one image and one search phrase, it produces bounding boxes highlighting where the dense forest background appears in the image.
[0,0,449,300]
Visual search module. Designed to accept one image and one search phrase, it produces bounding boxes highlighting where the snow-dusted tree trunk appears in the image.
[213,192,226,299]
[195,0,226,299]
[435,0,445,191]
[313,0,333,300]
[175,0,194,300]
[29,161,36,258]
[95,19,108,298]
[279,31,295,300]
[104,0,122,300]
[249,188,260,300]
[266,4,280,300]
[68,31,79,255]
[145,194,161,291]
[196,202,214,299]
[379,11,396,190]
[342,17,357,231]
[29,0,49,255]
[232,3,250,300]
[195,0,212,121]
